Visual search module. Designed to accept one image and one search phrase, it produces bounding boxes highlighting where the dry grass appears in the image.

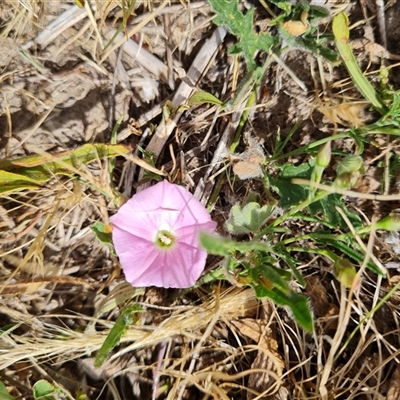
[1,1,400,399]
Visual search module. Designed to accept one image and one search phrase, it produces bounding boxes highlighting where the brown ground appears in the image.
[2,1,400,399]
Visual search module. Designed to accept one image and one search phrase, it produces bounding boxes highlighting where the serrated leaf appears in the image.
[225,202,274,235]
[209,0,275,68]
[209,0,247,36]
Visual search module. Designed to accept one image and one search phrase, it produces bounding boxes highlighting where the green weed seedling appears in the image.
[199,2,400,332]
[199,1,344,331]
[202,144,394,331]
[200,230,313,332]
[191,0,336,113]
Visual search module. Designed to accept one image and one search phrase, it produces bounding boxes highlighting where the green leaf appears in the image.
[225,202,274,235]
[278,25,339,63]
[0,144,131,194]
[252,276,313,332]
[189,91,224,107]
[33,380,56,400]
[309,5,330,19]
[302,36,339,64]
[376,215,400,231]
[334,258,358,288]
[268,0,292,13]
[332,12,387,114]
[95,303,141,367]
[209,0,276,69]
[278,249,306,287]
[90,221,114,248]
[268,161,314,207]
[285,291,313,332]
[0,170,41,194]
[308,193,362,229]
[200,233,274,255]
[0,381,17,400]
[315,237,385,276]
[199,233,236,256]
[251,263,292,294]
[201,232,313,330]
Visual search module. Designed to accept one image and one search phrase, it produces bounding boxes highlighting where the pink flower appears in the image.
[111,180,217,288]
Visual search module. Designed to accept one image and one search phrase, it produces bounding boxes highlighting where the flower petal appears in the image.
[175,221,217,247]
[111,227,159,280]
[111,210,179,240]
[157,243,207,288]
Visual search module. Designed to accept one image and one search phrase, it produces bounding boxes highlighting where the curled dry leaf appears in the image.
[283,20,309,36]
[231,135,266,180]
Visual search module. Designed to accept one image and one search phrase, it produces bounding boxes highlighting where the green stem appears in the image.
[284,246,339,262]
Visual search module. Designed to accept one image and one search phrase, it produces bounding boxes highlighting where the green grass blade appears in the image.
[0,144,131,190]
[0,170,41,194]
[95,303,141,367]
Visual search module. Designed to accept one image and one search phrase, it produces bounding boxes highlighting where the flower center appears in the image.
[155,229,176,249]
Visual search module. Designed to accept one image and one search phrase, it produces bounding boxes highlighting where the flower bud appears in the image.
[334,171,360,189]
[337,155,364,176]
[316,142,332,168]
[376,215,400,231]
[333,258,359,289]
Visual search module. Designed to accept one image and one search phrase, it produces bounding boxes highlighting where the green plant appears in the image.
[192,0,334,106]
[196,3,400,332]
